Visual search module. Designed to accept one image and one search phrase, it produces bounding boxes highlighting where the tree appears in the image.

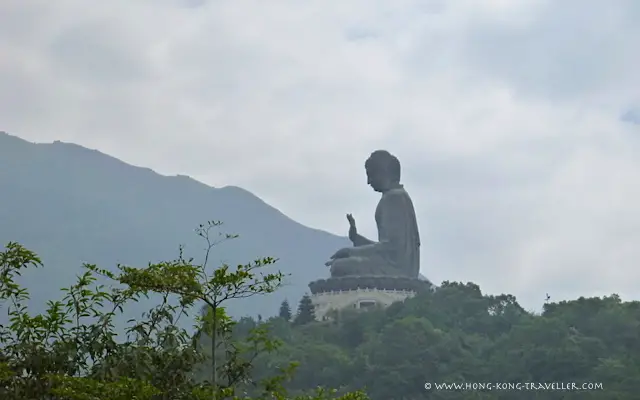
[0,223,370,400]
[104,220,284,391]
[294,294,315,326]
[9,219,640,399]
[246,282,639,399]
[278,300,292,321]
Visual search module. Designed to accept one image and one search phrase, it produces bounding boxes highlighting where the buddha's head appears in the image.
[365,150,401,193]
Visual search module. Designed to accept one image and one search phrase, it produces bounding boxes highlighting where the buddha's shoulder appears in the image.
[383,187,411,200]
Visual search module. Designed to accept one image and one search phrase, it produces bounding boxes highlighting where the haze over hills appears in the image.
[0,131,349,323]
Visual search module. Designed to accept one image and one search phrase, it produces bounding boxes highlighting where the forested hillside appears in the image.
[222,282,638,399]
[2,238,638,399]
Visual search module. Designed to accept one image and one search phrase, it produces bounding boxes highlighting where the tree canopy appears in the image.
[241,282,638,399]
[1,222,638,399]
[0,223,367,400]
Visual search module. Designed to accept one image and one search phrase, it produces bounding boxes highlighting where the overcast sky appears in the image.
[1,0,639,311]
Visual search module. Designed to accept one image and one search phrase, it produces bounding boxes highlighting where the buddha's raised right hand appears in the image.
[347,213,357,242]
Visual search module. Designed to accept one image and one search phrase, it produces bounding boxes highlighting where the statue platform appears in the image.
[308,276,432,321]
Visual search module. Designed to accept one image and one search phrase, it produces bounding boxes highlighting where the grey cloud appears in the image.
[0,67,53,124]
[458,0,640,102]
[621,108,640,125]
[182,0,207,8]
[47,22,150,84]
[345,25,381,41]
[1,0,640,311]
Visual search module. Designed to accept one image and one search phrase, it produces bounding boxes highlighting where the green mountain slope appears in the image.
[0,131,348,322]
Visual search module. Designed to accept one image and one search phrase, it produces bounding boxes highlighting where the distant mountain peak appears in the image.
[0,130,348,320]
[1,130,31,143]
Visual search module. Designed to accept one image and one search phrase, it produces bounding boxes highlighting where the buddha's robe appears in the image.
[330,184,420,278]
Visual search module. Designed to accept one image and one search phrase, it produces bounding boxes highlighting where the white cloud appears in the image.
[1,0,639,310]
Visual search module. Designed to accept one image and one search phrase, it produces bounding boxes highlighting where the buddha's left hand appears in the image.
[325,247,352,266]
[330,247,351,260]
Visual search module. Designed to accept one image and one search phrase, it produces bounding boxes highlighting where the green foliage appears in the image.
[4,220,639,399]
[0,223,369,400]
[278,300,292,322]
[293,295,315,326]
[242,282,640,399]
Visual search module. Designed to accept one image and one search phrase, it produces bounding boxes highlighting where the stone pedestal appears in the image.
[308,276,432,321]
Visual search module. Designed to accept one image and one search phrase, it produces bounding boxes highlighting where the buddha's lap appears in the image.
[330,256,393,274]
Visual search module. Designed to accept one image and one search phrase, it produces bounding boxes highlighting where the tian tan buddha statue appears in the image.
[325,150,420,279]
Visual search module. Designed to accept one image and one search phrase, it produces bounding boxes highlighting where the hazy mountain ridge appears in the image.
[0,131,348,322]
